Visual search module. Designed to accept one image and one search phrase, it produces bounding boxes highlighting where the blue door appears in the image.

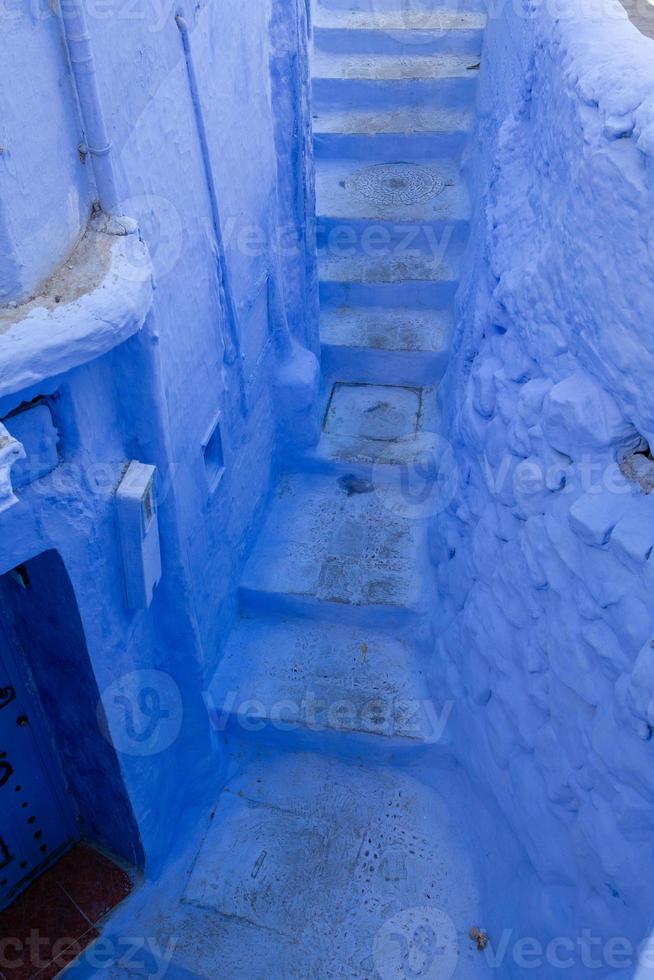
[0,620,77,909]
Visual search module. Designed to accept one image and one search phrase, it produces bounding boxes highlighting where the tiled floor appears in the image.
[0,843,132,979]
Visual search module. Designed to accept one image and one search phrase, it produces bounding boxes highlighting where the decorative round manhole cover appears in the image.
[345,163,445,206]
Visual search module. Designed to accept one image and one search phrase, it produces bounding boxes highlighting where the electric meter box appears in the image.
[116,461,162,609]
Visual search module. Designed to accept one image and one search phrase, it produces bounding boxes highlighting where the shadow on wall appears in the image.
[0,551,143,869]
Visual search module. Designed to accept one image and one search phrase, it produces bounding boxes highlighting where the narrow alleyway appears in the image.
[4,0,654,973]
[202,4,491,971]
[76,3,506,977]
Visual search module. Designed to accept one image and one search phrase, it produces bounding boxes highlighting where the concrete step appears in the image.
[313,105,473,160]
[319,242,463,281]
[239,471,430,626]
[180,754,489,976]
[316,0,485,13]
[206,615,447,758]
[312,51,481,82]
[312,51,479,110]
[320,305,451,385]
[307,380,447,473]
[315,157,470,247]
[318,240,462,308]
[313,6,485,56]
[313,6,487,29]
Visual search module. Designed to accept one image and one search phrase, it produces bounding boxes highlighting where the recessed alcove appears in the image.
[0,549,143,915]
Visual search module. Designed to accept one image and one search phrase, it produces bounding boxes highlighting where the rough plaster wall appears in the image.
[435,0,654,951]
[0,0,316,869]
[0,11,93,302]
[89,0,319,660]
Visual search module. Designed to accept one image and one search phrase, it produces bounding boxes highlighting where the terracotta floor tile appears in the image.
[53,844,131,925]
[0,872,90,979]
[0,844,131,979]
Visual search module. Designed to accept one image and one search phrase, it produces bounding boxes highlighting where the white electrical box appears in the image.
[116,461,162,609]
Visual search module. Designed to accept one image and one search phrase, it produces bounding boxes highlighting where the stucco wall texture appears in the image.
[0,0,318,869]
[4,0,654,970]
[435,0,654,956]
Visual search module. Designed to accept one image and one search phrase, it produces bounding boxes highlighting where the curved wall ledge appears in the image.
[0,212,155,400]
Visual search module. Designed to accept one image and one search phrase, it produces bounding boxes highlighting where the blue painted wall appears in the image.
[434,0,654,959]
[6,0,654,966]
[0,0,318,873]
[1,10,93,302]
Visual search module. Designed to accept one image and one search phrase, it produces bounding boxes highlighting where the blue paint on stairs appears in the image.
[66,3,541,977]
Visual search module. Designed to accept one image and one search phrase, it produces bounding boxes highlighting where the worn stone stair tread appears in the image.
[313,50,481,81]
[325,382,421,438]
[207,615,437,743]
[316,156,470,226]
[316,0,483,9]
[240,471,427,612]
[319,245,462,284]
[308,380,443,467]
[320,305,452,353]
[313,6,487,31]
[179,754,489,977]
[313,103,473,136]
[313,426,446,468]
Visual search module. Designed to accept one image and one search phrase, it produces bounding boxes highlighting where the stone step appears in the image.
[315,157,470,247]
[313,6,485,57]
[313,51,481,82]
[312,51,479,112]
[306,380,448,475]
[319,243,462,282]
[320,305,451,385]
[318,241,462,308]
[320,277,459,309]
[206,615,446,757]
[313,6,487,29]
[239,471,430,626]
[316,0,485,13]
[180,754,489,976]
[313,105,473,160]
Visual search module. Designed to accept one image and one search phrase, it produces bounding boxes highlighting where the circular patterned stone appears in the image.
[345,163,445,207]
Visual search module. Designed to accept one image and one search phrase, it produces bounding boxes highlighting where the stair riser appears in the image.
[312,76,477,110]
[212,714,452,766]
[315,0,485,11]
[313,26,484,55]
[287,449,426,488]
[240,585,423,630]
[313,130,470,160]
[319,279,459,308]
[321,342,449,386]
[317,217,470,250]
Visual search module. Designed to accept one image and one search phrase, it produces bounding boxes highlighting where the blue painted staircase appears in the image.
[92,4,494,976]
